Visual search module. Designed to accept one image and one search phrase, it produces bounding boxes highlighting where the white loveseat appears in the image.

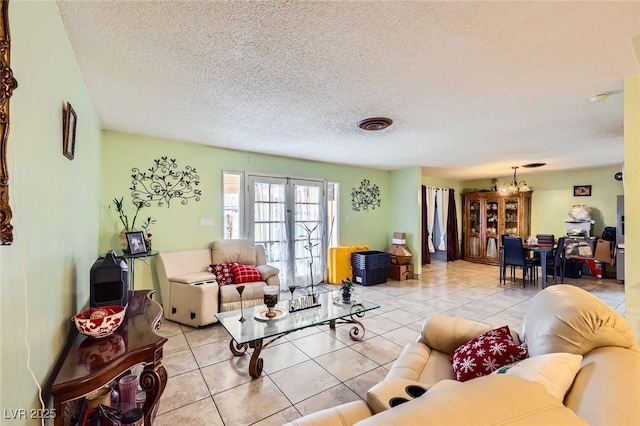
[156,239,280,327]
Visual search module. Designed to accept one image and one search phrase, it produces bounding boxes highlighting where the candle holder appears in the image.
[289,285,297,310]
[263,286,279,318]
[236,285,246,322]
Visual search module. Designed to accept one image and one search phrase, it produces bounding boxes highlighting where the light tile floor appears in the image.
[154,260,626,426]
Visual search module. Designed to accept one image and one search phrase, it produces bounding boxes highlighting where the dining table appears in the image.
[523,244,555,289]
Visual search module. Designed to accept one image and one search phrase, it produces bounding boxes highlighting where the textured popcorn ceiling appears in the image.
[57,1,640,179]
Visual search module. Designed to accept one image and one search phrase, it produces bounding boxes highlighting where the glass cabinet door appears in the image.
[485,199,499,259]
[504,198,519,237]
[463,191,531,265]
[468,200,481,257]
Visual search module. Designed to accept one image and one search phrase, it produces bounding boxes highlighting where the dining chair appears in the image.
[532,234,555,271]
[502,236,536,287]
[499,234,508,284]
[543,237,566,284]
[536,234,555,245]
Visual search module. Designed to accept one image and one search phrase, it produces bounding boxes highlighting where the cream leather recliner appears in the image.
[156,239,280,327]
[286,285,640,426]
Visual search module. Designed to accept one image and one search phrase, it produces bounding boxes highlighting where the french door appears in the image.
[246,175,326,289]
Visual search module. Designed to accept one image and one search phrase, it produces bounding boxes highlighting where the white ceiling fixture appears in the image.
[55,1,640,179]
[500,167,530,194]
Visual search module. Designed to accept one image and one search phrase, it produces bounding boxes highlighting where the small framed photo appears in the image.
[125,231,147,254]
[573,185,592,197]
[63,102,77,160]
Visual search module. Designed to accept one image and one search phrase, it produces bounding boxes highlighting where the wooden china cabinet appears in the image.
[462,191,531,265]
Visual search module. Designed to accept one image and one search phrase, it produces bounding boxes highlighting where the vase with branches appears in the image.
[299,222,319,295]
[111,197,144,231]
[110,197,152,251]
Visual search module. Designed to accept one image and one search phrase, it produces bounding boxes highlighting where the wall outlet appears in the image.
[199,217,215,226]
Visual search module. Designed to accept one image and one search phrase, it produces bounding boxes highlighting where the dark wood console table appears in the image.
[52,290,167,426]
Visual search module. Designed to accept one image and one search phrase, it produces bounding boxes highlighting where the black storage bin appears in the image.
[565,259,583,278]
[352,251,391,269]
[352,251,390,286]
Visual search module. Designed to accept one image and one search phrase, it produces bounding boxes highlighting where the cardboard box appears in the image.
[594,238,613,264]
[388,244,412,265]
[392,232,407,245]
[388,264,414,281]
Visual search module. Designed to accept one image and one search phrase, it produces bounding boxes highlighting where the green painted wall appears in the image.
[101,132,391,292]
[528,166,623,238]
[0,0,102,421]
[624,73,640,343]
[389,168,421,273]
[462,165,623,238]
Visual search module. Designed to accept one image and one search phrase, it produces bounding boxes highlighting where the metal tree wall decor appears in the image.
[351,179,381,212]
[130,157,201,207]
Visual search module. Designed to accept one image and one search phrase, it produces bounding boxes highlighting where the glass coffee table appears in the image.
[215,290,380,378]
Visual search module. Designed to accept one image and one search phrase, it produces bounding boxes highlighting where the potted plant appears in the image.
[341,279,355,303]
[110,197,144,251]
[111,197,144,231]
[140,216,157,250]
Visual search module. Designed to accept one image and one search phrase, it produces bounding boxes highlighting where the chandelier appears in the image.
[500,166,530,194]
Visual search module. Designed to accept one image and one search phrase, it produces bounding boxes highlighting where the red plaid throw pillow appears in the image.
[229,263,262,284]
[208,263,236,285]
[450,325,528,382]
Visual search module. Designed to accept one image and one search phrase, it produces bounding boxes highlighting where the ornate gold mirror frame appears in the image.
[0,0,17,245]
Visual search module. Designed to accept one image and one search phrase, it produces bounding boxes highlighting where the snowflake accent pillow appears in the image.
[450,325,528,382]
[208,263,236,285]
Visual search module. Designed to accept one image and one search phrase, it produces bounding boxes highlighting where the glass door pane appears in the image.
[291,180,325,289]
[222,172,242,239]
[469,200,481,257]
[248,177,289,286]
[485,200,499,259]
[504,198,519,236]
[247,176,326,290]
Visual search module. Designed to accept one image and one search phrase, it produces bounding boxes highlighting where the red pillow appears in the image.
[450,326,528,382]
[208,263,236,285]
[229,263,262,284]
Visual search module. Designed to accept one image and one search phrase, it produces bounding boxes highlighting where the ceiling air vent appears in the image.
[358,117,393,131]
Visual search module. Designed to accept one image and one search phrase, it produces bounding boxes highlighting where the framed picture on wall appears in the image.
[63,102,77,160]
[573,185,592,197]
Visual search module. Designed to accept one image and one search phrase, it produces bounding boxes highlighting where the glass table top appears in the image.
[110,249,159,259]
[215,290,380,344]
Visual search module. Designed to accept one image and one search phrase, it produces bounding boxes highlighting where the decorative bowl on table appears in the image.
[72,305,126,338]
